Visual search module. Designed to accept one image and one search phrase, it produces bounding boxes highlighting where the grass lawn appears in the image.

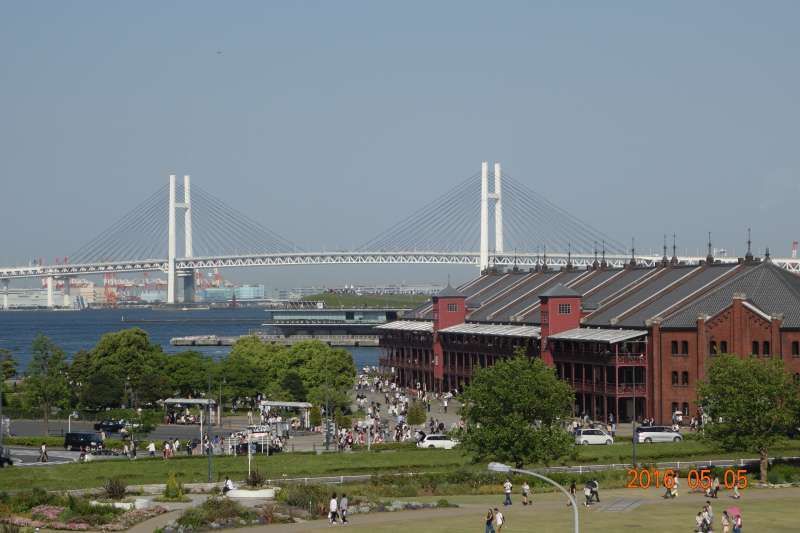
[304,293,428,308]
[5,439,800,492]
[337,487,800,532]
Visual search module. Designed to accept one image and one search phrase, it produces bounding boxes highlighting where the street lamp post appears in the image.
[488,462,579,533]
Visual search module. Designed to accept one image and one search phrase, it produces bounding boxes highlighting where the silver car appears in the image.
[636,426,683,443]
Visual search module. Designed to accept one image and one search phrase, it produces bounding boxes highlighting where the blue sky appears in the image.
[1,2,799,286]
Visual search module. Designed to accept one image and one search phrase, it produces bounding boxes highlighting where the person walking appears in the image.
[147,441,156,457]
[567,480,577,506]
[328,492,339,525]
[484,509,495,533]
[583,484,593,507]
[589,479,600,502]
[340,493,348,525]
[521,481,530,506]
[502,479,513,506]
[732,481,741,500]
[39,442,48,462]
[732,513,742,533]
[493,507,505,532]
[721,511,731,533]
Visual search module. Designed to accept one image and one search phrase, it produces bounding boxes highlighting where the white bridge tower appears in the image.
[480,161,503,272]
[167,174,193,304]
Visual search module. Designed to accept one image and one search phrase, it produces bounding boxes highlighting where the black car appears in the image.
[94,420,125,433]
[64,432,102,451]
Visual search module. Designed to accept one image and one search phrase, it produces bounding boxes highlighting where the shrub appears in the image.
[247,469,266,488]
[406,401,427,426]
[276,484,330,516]
[63,495,122,526]
[176,497,255,528]
[9,489,61,513]
[104,477,127,500]
[164,472,184,500]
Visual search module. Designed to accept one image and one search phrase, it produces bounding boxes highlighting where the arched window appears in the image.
[681,341,689,355]
[720,341,728,353]
[792,341,800,356]
[671,402,679,415]
[752,341,759,355]
[709,341,717,355]
[682,402,689,415]
[671,341,679,354]
[763,341,770,356]
[671,371,679,385]
[681,371,689,385]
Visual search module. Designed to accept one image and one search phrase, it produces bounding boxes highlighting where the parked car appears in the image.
[0,446,13,467]
[636,426,683,443]
[416,434,459,450]
[575,428,614,445]
[64,432,103,451]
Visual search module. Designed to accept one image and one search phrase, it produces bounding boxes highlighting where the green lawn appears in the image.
[4,439,800,492]
[346,488,800,532]
[304,293,428,309]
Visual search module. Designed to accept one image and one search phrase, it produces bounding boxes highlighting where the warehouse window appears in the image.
[447,303,458,312]
[681,371,689,386]
[752,341,759,356]
[558,303,572,315]
[793,341,800,356]
[709,341,717,355]
[671,341,679,355]
[671,371,679,385]
[763,341,770,356]
[720,341,728,353]
[681,341,689,355]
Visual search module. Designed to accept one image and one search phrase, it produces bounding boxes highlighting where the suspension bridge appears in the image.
[1,162,797,307]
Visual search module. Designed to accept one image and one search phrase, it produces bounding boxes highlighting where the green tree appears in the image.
[85,328,168,408]
[163,351,215,398]
[406,400,427,426]
[0,349,17,380]
[459,352,575,468]
[23,335,70,432]
[697,354,800,482]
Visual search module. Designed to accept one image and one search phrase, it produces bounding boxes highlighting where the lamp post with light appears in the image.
[488,462,579,533]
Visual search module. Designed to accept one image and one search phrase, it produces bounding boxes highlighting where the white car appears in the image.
[636,426,683,443]
[574,428,614,445]
[416,434,459,450]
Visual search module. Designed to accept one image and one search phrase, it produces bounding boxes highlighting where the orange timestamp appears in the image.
[626,468,748,490]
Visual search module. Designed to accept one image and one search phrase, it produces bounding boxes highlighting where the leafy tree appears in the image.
[459,351,575,468]
[79,365,124,410]
[406,400,427,426]
[23,335,70,431]
[698,354,800,482]
[85,328,168,408]
[163,351,216,398]
[0,349,17,380]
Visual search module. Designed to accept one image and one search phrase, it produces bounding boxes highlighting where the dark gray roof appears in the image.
[584,267,698,326]
[582,268,654,308]
[539,283,581,298]
[466,271,558,322]
[661,262,800,328]
[611,264,739,328]
[436,283,466,298]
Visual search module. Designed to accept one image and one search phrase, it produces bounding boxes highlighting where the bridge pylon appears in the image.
[168,174,194,304]
[480,161,503,271]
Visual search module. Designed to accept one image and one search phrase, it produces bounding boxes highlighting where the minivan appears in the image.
[636,426,683,443]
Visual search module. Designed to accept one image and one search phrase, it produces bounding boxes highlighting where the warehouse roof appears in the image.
[548,327,646,344]
[375,320,433,332]
[440,323,541,338]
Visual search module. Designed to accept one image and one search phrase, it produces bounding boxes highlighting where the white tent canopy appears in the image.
[259,400,313,429]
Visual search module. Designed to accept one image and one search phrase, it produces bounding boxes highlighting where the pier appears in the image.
[170,333,379,347]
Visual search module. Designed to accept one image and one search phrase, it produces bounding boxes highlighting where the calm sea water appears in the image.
[0,307,381,370]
